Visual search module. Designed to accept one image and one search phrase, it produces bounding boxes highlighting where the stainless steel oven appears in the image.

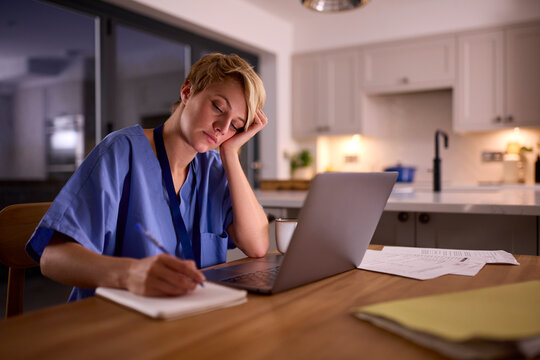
[46,114,84,174]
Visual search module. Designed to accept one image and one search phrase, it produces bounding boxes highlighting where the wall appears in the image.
[318,91,540,186]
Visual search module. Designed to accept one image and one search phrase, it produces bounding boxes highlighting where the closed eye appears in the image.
[231,123,245,133]
[212,102,223,113]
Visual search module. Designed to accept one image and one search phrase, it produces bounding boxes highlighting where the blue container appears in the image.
[384,166,416,183]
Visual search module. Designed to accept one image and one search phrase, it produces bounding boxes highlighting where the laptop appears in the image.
[203,172,397,294]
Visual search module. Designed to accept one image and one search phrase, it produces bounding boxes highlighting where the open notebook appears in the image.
[96,282,247,320]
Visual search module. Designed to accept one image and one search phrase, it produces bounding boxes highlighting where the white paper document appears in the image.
[381,246,520,265]
[358,250,486,280]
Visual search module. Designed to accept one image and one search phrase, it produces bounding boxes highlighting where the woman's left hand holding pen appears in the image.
[124,255,206,297]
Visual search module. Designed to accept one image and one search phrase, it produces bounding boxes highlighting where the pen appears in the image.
[135,222,204,287]
[135,222,169,254]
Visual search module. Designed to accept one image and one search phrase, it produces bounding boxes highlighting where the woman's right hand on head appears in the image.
[125,254,206,297]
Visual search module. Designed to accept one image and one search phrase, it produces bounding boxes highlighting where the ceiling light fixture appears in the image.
[301,0,369,13]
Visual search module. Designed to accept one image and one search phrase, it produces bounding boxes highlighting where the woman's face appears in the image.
[180,78,247,153]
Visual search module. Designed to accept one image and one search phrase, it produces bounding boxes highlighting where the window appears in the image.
[0,0,260,209]
[114,24,189,131]
[0,0,95,206]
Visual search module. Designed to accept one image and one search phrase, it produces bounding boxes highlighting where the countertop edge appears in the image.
[255,190,540,216]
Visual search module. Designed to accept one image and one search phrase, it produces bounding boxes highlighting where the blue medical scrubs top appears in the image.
[26,125,235,301]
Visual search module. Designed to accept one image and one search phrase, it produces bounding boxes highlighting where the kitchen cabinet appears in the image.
[371,211,538,255]
[505,24,540,128]
[371,211,415,247]
[256,187,540,256]
[292,53,322,138]
[362,35,456,94]
[415,212,537,255]
[290,21,540,138]
[292,49,361,138]
[454,23,540,132]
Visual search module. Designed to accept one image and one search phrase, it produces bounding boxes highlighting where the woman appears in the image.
[26,53,269,300]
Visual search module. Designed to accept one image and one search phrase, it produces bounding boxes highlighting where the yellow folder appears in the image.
[352,280,540,342]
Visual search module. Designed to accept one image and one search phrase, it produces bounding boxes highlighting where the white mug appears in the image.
[275,218,298,253]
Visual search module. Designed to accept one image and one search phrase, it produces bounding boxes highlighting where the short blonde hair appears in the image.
[173,53,266,129]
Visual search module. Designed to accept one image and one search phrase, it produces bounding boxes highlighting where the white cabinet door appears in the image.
[362,35,456,94]
[322,49,362,135]
[454,30,505,132]
[455,23,540,132]
[292,54,323,138]
[505,23,540,127]
[292,49,361,138]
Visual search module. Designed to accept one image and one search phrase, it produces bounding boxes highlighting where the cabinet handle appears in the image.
[397,212,409,222]
[401,77,409,84]
[493,116,502,123]
[505,115,514,123]
[418,213,430,224]
[316,126,330,132]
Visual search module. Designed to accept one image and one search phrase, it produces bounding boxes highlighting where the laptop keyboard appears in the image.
[221,266,281,288]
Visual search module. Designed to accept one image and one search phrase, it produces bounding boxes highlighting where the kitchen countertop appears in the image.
[255,184,540,216]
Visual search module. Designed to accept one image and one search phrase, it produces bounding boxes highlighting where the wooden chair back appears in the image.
[0,202,50,318]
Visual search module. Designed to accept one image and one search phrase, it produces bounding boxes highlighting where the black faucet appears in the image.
[433,130,449,192]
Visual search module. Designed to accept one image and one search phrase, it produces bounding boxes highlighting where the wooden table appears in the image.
[1,247,539,360]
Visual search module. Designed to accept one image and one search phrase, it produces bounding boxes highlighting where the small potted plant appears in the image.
[290,149,314,180]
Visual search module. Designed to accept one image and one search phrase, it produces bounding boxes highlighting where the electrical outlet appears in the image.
[481,151,503,162]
